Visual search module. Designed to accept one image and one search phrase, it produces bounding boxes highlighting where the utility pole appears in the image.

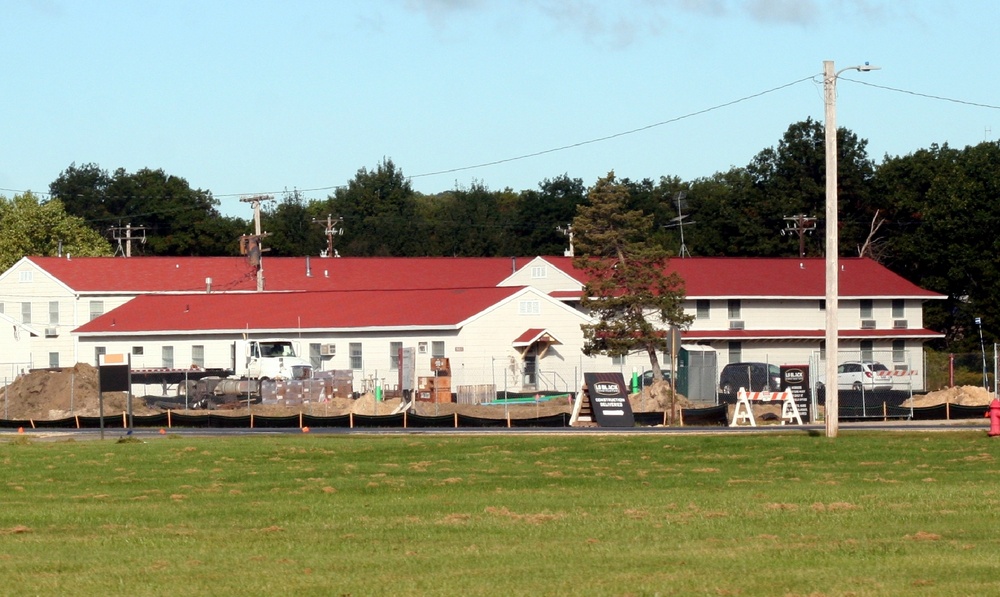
[314,215,344,257]
[108,223,148,258]
[782,214,817,258]
[556,224,574,257]
[240,195,274,291]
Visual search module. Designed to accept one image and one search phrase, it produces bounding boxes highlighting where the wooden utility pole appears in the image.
[109,223,148,258]
[313,215,344,257]
[782,214,817,258]
[240,195,274,291]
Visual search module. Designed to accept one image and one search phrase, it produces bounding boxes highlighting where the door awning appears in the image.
[512,328,563,358]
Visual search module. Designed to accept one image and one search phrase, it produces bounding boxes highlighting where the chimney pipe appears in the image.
[206,277,212,293]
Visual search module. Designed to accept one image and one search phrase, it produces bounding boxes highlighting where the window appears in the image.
[49,352,59,368]
[696,300,710,319]
[531,265,546,278]
[162,346,174,369]
[819,340,826,361]
[728,341,742,363]
[519,300,540,315]
[860,340,873,362]
[819,299,826,311]
[19,270,32,283]
[727,299,741,319]
[432,341,445,358]
[94,346,106,364]
[611,354,624,366]
[49,301,59,325]
[390,342,402,369]
[89,300,104,321]
[192,345,205,368]
[892,299,905,318]
[892,339,906,363]
[21,302,31,324]
[309,343,322,370]
[860,299,873,319]
[132,346,144,355]
[349,342,363,369]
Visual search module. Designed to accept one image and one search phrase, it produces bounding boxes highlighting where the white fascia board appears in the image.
[455,286,592,329]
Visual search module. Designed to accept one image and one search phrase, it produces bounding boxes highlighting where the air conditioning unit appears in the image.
[861,319,876,329]
[893,319,908,329]
[320,344,336,356]
[728,320,745,330]
[44,327,58,338]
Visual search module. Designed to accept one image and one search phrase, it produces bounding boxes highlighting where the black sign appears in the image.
[99,363,130,392]
[780,365,811,421]
[582,373,635,427]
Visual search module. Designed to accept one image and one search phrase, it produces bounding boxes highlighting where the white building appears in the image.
[0,254,945,396]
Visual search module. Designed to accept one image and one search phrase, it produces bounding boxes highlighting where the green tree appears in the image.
[261,190,325,257]
[323,158,422,256]
[687,119,876,258]
[50,164,245,256]
[513,175,588,256]
[875,141,1000,349]
[0,192,112,271]
[572,173,693,379]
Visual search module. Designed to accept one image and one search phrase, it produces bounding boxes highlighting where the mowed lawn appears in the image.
[2,431,1000,596]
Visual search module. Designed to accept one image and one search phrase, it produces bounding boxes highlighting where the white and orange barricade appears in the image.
[730,388,804,427]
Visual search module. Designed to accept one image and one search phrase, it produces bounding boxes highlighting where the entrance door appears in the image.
[522,353,537,388]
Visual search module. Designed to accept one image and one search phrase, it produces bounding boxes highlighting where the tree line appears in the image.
[2,118,998,352]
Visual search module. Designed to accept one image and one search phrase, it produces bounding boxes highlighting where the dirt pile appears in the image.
[903,385,996,408]
[0,363,157,420]
[1,368,701,422]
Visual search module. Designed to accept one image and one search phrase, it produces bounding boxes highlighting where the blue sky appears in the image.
[2,0,997,219]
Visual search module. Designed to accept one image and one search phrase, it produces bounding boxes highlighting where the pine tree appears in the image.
[572,172,692,378]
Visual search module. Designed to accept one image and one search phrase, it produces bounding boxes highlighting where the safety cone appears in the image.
[159,429,166,435]
[302,426,310,433]
[17,427,23,434]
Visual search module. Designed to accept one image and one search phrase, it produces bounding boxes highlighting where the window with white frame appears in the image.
[727,299,741,319]
[860,340,874,362]
[19,270,32,283]
[49,352,59,368]
[192,345,205,368]
[892,339,906,363]
[531,265,546,278]
[860,299,873,319]
[162,346,174,369]
[89,300,104,321]
[49,301,59,325]
[132,346,144,356]
[309,343,321,370]
[519,300,540,315]
[696,300,710,319]
[94,346,106,363]
[350,343,363,369]
[728,341,742,363]
[432,341,445,358]
[21,302,31,324]
[892,299,905,318]
[390,342,402,369]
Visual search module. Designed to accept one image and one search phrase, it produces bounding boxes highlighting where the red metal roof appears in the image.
[683,328,944,340]
[74,287,526,334]
[541,256,944,299]
[27,256,525,293]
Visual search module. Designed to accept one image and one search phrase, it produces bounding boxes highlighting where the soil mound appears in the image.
[903,385,995,408]
[0,363,149,420]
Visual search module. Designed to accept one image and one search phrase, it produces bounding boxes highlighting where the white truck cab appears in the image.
[234,339,313,380]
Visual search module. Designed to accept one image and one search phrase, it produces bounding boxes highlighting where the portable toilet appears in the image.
[677,345,718,402]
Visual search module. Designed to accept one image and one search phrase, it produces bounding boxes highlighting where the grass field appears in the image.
[2,430,999,596]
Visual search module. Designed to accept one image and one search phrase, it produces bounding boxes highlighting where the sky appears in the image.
[2,0,998,219]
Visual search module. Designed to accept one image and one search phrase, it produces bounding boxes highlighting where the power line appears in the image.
[842,77,1000,110]
[407,76,818,179]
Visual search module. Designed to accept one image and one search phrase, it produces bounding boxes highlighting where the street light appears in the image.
[824,60,880,439]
